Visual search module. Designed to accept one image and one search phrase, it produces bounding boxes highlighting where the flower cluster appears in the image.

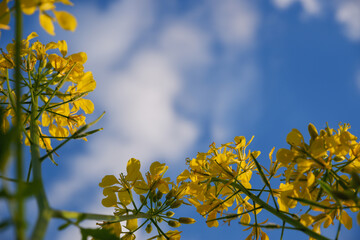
[0,32,95,150]
[275,123,360,235]
[99,158,196,240]
[176,136,268,238]
[0,0,76,35]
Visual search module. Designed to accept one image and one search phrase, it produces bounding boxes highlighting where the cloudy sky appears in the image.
[1,0,360,239]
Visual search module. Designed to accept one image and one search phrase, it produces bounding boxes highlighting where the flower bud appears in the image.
[308,123,318,140]
[145,223,152,233]
[140,195,146,204]
[168,220,181,228]
[156,190,163,200]
[40,59,47,69]
[166,189,176,200]
[170,200,182,209]
[166,211,175,217]
[178,217,196,224]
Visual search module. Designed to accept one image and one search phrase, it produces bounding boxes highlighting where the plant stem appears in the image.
[14,0,25,239]
[212,178,330,240]
[30,93,51,240]
[51,209,150,222]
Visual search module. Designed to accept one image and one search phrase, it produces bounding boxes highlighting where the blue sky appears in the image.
[1,0,360,239]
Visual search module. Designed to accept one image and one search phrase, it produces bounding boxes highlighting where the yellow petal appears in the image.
[118,190,132,206]
[39,12,55,35]
[54,10,77,31]
[241,213,251,225]
[48,54,68,71]
[49,124,69,138]
[99,175,119,188]
[69,52,87,64]
[340,211,352,230]
[133,180,149,195]
[177,169,190,184]
[307,171,315,187]
[58,0,74,6]
[58,40,68,57]
[150,161,168,176]
[42,112,51,127]
[101,192,117,208]
[276,148,294,166]
[26,32,39,41]
[286,128,303,147]
[77,72,96,92]
[206,211,218,228]
[0,0,10,27]
[126,158,144,182]
[126,219,138,231]
[76,98,94,114]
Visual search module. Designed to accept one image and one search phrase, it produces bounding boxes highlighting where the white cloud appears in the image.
[70,0,154,70]
[210,0,259,47]
[335,0,360,41]
[272,0,322,15]
[272,0,360,41]
[47,1,261,239]
[159,22,212,69]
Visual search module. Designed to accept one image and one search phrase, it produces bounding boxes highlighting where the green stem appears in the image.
[30,93,50,240]
[212,178,330,240]
[52,209,149,222]
[14,0,25,239]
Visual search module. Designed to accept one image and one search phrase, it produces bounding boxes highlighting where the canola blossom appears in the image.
[0,0,76,35]
[2,1,359,239]
[99,158,195,240]
[0,32,95,152]
[100,124,360,240]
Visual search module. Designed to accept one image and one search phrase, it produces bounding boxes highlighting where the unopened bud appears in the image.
[156,191,163,200]
[166,189,176,200]
[168,220,181,228]
[170,200,182,209]
[308,123,318,140]
[178,217,196,224]
[40,59,47,69]
[145,223,152,233]
[333,156,345,162]
[140,195,146,204]
[166,211,175,217]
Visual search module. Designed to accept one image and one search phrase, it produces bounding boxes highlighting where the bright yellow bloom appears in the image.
[1,0,76,35]
[0,33,96,149]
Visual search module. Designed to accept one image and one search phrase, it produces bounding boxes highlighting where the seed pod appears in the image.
[157,201,162,207]
[145,223,152,233]
[178,217,196,224]
[166,211,175,217]
[168,220,181,228]
[170,200,182,209]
